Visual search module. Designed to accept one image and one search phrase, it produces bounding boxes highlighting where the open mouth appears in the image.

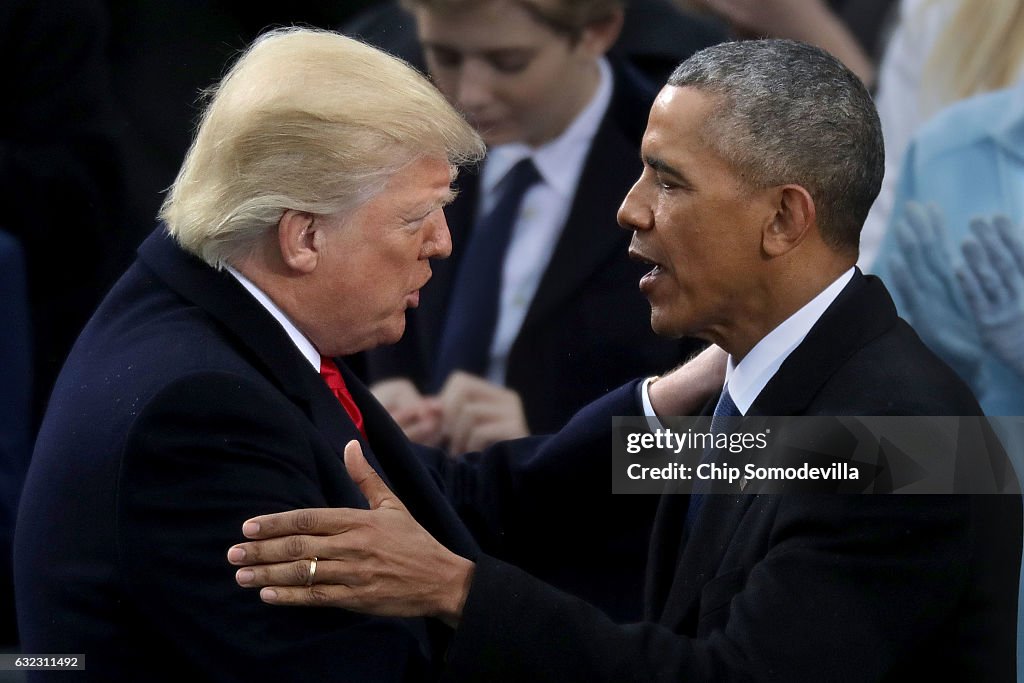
[629,249,666,294]
[630,250,664,276]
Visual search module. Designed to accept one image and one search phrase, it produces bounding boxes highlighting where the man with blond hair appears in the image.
[14,28,487,682]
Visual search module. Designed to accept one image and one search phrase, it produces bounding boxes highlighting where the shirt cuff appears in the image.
[639,376,665,432]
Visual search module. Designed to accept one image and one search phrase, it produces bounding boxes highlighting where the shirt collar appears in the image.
[724,268,856,414]
[481,57,614,198]
[226,265,321,371]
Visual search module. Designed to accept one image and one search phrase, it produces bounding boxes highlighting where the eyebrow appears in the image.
[644,155,687,182]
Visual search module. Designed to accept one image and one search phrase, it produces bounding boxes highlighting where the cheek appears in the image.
[432,71,459,102]
[501,68,553,111]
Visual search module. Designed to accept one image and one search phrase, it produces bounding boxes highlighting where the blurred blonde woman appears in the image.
[861,0,1024,267]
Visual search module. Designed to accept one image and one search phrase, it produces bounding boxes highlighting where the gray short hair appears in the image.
[160,28,485,268]
[668,40,883,253]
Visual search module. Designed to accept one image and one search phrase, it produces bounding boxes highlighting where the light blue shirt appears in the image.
[870,82,1024,417]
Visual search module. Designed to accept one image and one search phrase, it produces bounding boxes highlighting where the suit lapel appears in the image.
[518,69,651,335]
[748,271,897,416]
[659,494,757,629]
[345,366,480,558]
[138,228,321,407]
[139,227,479,557]
[654,272,898,627]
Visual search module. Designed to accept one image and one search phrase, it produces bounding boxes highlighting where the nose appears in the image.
[617,176,653,233]
[454,59,494,113]
[422,209,453,259]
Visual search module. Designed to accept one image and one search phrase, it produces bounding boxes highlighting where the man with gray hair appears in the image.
[231,39,1022,681]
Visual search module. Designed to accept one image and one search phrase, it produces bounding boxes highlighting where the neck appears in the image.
[721,260,854,362]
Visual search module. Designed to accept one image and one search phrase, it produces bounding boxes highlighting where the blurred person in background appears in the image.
[363,0,703,459]
[343,0,725,86]
[677,0,894,88]
[872,81,1024,417]
[861,0,1024,267]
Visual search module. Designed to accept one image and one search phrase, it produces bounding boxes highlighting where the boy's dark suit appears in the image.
[439,272,1024,682]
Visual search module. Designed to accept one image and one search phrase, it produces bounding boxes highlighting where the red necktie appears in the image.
[319,356,367,438]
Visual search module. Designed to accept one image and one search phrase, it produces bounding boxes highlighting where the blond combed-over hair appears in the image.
[160,28,485,267]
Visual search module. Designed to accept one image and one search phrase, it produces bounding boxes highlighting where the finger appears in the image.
[970,218,1016,293]
[259,585,353,608]
[236,558,322,588]
[992,215,1024,284]
[236,557,359,589]
[438,373,470,421]
[956,260,988,322]
[403,414,443,446]
[228,533,324,565]
[390,405,425,431]
[887,255,919,314]
[962,235,1005,305]
[445,419,472,458]
[446,404,492,456]
[441,371,499,404]
[241,508,355,540]
[914,204,957,284]
[894,218,932,288]
[901,202,932,243]
[344,440,405,512]
[924,203,949,243]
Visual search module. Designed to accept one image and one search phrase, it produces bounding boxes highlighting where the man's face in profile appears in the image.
[619,86,771,346]
[414,0,604,147]
[303,155,456,356]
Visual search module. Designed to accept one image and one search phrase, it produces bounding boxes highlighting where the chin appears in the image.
[649,309,690,340]
[376,317,407,348]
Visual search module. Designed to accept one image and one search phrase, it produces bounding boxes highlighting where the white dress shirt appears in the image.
[643,268,856,416]
[478,57,614,384]
[226,265,321,371]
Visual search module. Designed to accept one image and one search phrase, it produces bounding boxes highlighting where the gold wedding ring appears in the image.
[306,556,318,586]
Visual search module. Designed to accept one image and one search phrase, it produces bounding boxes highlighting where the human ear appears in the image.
[277,209,319,274]
[577,9,624,58]
[762,184,815,258]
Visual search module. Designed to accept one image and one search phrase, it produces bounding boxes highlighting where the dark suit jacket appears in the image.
[14,229,487,682]
[440,272,1023,682]
[367,61,696,434]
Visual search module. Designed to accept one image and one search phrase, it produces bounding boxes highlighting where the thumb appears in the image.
[343,440,404,511]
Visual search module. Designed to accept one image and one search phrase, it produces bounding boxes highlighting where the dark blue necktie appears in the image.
[431,158,541,391]
[685,387,741,531]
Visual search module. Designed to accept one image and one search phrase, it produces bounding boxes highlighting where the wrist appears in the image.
[435,555,475,628]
